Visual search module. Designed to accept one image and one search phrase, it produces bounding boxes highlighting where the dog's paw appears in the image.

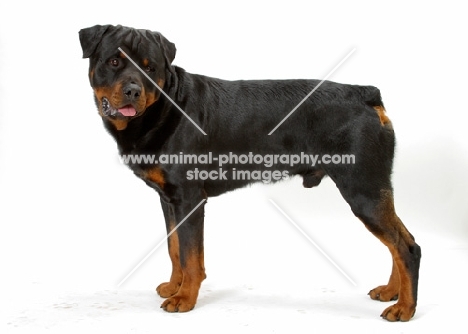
[368,285,399,302]
[156,282,180,298]
[160,295,196,313]
[380,302,416,322]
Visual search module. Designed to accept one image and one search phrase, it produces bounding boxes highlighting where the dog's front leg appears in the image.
[156,198,183,298]
[157,191,207,313]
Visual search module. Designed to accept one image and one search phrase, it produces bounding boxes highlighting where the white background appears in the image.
[1,0,467,333]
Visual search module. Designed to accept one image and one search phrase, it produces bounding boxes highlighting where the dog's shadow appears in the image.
[196,287,375,318]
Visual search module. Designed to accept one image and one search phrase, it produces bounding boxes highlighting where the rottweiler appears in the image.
[79,24,421,321]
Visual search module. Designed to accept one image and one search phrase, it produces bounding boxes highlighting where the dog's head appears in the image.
[79,24,176,130]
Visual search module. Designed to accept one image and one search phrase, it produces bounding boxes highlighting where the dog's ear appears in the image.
[151,31,176,65]
[79,25,111,58]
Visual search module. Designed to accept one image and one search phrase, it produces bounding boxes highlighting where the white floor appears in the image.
[2,184,467,334]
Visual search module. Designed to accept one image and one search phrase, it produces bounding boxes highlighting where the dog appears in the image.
[79,24,421,321]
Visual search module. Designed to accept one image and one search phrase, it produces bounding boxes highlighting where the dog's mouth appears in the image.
[102,98,137,117]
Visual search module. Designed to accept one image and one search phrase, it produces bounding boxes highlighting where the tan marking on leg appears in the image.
[160,251,205,312]
[157,220,183,298]
[373,190,418,322]
[369,259,400,301]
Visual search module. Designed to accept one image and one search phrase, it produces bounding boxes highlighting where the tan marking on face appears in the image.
[157,78,165,89]
[142,79,164,109]
[91,72,165,129]
[93,84,128,130]
[144,91,157,109]
[93,84,124,109]
[108,118,128,130]
[93,83,124,112]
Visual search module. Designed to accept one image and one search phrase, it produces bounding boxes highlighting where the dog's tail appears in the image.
[359,85,392,128]
[358,85,383,108]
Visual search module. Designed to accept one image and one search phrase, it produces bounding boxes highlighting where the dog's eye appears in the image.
[109,58,120,67]
[144,66,155,73]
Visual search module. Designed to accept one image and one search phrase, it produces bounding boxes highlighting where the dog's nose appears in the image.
[123,83,141,100]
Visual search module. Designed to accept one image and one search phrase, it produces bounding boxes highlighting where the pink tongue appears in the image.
[118,106,137,117]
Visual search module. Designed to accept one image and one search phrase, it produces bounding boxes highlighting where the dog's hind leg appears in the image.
[332,177,421,321]
[360,190,420,321]
[368,258,400,302]
[326,107,421,321]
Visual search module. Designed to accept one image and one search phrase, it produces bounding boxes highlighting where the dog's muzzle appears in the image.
[102,98,137,117]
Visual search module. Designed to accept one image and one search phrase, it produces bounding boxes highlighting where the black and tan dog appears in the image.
[79,24,421,321]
